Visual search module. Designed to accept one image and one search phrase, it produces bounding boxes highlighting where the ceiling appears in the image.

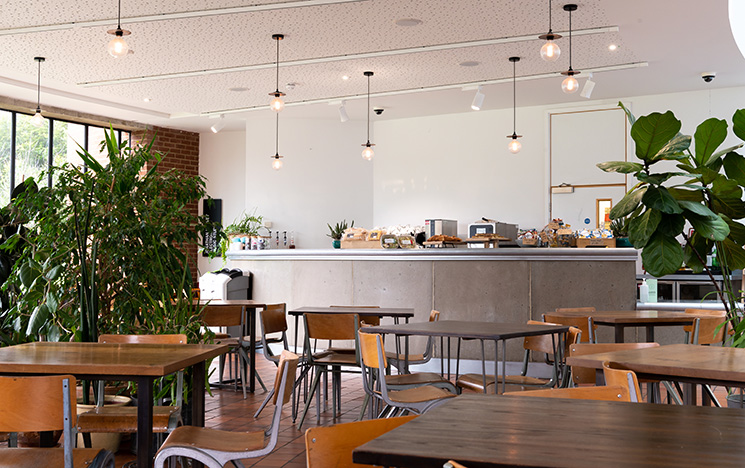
[0,0,743,132]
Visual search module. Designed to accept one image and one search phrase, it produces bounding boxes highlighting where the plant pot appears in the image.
[76,395,132,452]
[726,392,745,408]
[17,430,62,447]
[332,239,341,249]
[615,237,633,248]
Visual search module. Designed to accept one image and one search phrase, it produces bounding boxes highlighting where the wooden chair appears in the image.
[297,313,362,430]
[358,331,455,418]
[153,351,299,468]
[505,385,631,402]
[305,415,416,467]
[457,322,580,393]
[602,361,643,403]
[201,304,266,399]
[76,334,187,447]
[387,310,440,373]
[546,307,598,343]
[0,374,114,468]
[683,308,727,406]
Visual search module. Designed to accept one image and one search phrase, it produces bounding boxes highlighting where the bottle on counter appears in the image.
[639,278,649,303]
[266,230,272,250]
[290,231,296,249]
[275,231,280,249]
[283,231,288,248]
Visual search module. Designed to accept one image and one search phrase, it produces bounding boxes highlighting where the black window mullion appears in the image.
[9,112,16,199]
[47,118,54,187]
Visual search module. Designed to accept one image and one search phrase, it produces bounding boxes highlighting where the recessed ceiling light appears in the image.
[395,18,423,27]
[229,87,249,92]
[286,82,297,90]
[342,75,350,80]
[459,61,480,67]
[143,97,151,102]
[608,44,618,51]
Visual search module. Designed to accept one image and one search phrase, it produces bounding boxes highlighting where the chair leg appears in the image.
[297,367,323,430]
[662,381,683,405]
[703,384,722,407]
[254,389,275,418]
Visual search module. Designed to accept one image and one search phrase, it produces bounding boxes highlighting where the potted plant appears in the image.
[610,216,633,247]
[220,211,263,257]
[598,103,745,357]
[327,219,353,249]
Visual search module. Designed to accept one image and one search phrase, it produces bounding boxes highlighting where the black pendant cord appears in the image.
[117,0,122,29]
[512,60,516,135]
[275,113,279,155]
[568,6,573,70]
[275,39,280,93]
[548,0,553,32]
[36,60,41,111]
[366,73,371,144]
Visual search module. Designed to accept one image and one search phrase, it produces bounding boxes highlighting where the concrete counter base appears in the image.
[228,248,638,360]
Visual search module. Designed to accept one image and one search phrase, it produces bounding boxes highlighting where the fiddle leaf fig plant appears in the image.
[599,102,745,346]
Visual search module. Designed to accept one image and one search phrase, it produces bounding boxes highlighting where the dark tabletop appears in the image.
[551,309,696,325]
[363,320,570,340]
[288,306,415,318]
[353,393,745,467]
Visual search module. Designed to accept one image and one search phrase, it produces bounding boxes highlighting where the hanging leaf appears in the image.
[628,209,661,249]
[678,200,719,219]
[686,212,730,241]
[723,152,745,186]
[652,133,691,161]
[657,213,686,237]
[707,145,744,167]
[618,101,636,126]
[668,187,705,202]
[642,232,685,277]
[596,161,644,174]
[26,304,50,336]
[610,187,647,219]
[630,111,681,162]
[711,194,745,220]
[693,118,728,166]
[642,186,683,214]
[723,215,745,245]
[733,109,745,142]
[719,237,745,271]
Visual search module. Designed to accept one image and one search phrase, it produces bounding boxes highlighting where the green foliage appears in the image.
[599,102,745,345]
[327,219,354,240]
[224,211,263,236]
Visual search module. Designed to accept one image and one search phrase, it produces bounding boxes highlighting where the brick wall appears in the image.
[133,126,201,283]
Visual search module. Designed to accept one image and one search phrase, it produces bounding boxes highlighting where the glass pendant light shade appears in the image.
[508,137,522,154]
[562,75,579,93]
[540,40,560,61]
[271,155,283,170]
[269,34,286,112]
[31,109,44,128]
[362,144,375,160]
[269,94,285,112]
[108,34,129,58]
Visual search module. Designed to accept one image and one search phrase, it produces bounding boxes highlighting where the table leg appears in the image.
[501,340,507,395]
[493,341,499,395]
[645,325,655,343]
[614,325,625,343]
[193,361,206,427]
[683,382,697,405]
[249,307,256,394]
[404,334,410,374]
[136,376,154,468]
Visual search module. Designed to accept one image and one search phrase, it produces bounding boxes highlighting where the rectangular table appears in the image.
[0,341,228,468]
[364,320,570,393]
[566,343,745,404]
[549,309,696,342]
[198,299,270,393]
[353,394,745,467]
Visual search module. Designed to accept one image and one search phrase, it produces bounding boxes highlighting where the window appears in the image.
[0,110,11,206]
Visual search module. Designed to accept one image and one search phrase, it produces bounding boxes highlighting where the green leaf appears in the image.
[723,216,745,245]
[19,262,39,288]
[641,232,684,277]
[638,172,687,185]
[693,118,727,166]
[628,209,661,248]
[686,213,730,241]
[652,133,691,161]
[26,304,50,336]
[678,200,719,219]
[610,187,647,219]
[618,102,636,126]
[712,177,742,199]
[46,292,59,313]
[733,109,745,142]
[707,145,744,167]
[44,265,63,281]
[596,161,644,174]
[711,194,745,220]
[631,111,681,162]
[657,213,686,237]
[668,187,704,202]
[723,152,745,186]
[642,186,683,214]
[683,233,711,273]
[720,237,745,271]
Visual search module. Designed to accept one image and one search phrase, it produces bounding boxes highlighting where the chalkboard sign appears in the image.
[202,198,222,257]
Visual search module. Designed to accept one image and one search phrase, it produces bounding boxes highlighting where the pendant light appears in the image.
[560,4,580,94]
[107,0,131,58]
[269,34,286,112]
[361,71,375,161]
[271,114,283,170]
[538,0,562,62]
[507,57,522,154]
[30,57,45,128]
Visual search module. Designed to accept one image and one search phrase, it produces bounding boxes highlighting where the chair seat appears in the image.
[385,352,425,363]
[0,447,110,467]
[457,373,549,392]
[385,372,450,387]
[77,405,180,433]
[387,386,456,404]
[311,351,359,366]
[213,333,231,340]
[159,425,266,453]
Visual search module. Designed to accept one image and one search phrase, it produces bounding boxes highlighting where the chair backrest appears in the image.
[683,308,727,345]
[602,361,642,403]
[201,305,244,328]
[569,342,660,385]
[524,320,581,355]
[429,309,440,322]
[305,415,416,468]
[99,334,188,344]
[305,313,359,341]
[261,304,288,335]
[330,305,381,326]
[359,331,387,370]
[544,311,597,343]
[506,385,631,402]
[272,350,300,406]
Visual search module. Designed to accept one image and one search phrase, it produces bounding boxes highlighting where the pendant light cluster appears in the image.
[507,57,521,154]
[31,57,46,128]
[361,71,375,161]
[107,0,131,58]
[560,3,580,94]
[538,0,561,62]
[269,34,286,113]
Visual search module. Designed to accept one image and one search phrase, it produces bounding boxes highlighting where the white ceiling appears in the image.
[0,0,743,132]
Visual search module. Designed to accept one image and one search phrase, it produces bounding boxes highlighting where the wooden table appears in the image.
[364,320,570,393]
[198,299,270,393]
[549,309,696,342]
[567,343,745,404]
[0,341,228,468]
[353,393,745,467]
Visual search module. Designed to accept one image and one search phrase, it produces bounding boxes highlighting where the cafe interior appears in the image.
[1,0,745,467]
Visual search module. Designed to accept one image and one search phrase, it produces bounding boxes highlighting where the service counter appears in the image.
[228,248,638,359]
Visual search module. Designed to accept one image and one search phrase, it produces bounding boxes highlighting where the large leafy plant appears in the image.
[599,103,745,345]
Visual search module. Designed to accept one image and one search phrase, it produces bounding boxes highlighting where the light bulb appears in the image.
[362,145,374,160]
[270,96,285,112]
[562,75,579,94]
[272,157,283,170]
[508,138,522,154]
[31,111,44,128]
[108,36,129,58]
[540,41,561,61]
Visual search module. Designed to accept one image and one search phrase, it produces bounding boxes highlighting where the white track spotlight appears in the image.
[471,85,485,110]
